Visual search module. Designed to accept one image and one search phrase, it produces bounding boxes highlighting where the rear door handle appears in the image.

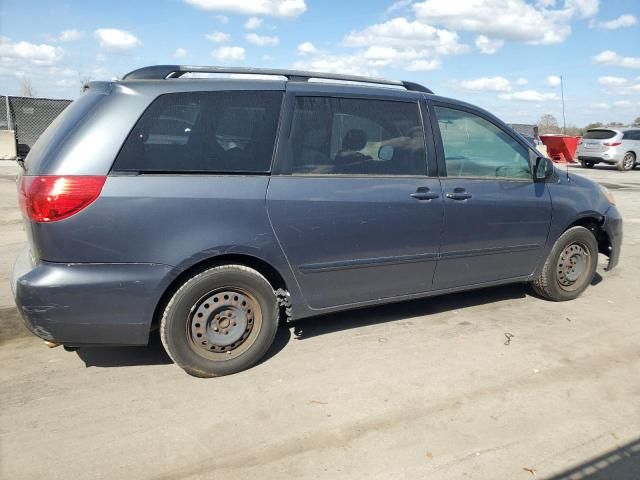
[410,187,440,201]
[445,189,472,200]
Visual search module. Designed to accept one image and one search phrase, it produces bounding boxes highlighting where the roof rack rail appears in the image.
[121,65,433,94]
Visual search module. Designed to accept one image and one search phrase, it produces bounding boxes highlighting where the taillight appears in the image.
[603,141,621,147]
[18,175,106,222]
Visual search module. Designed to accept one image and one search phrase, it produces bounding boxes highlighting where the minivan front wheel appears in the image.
[531,226,598,301]
[160,265,279,377]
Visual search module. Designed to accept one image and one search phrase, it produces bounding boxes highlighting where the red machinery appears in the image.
[539,135,581,163]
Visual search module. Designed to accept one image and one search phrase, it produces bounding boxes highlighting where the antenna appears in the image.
[560,75,566,135]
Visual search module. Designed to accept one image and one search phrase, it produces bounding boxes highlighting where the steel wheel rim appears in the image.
[623,154,634,170]
[556,242,591,292]
[187,288,262,361]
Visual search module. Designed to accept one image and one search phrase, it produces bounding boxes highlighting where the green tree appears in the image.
[632,117,640,127]
[585,122,603,130]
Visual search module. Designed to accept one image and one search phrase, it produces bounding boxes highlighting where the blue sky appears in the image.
[1,0,638,126]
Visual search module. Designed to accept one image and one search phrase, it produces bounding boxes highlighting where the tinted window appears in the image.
[286,96,426,175]
[583,129,616,140]
[622,130,639,140]
[114,91,282,173]
[435,106,531,180]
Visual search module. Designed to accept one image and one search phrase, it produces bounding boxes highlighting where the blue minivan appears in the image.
[12,65,622,377]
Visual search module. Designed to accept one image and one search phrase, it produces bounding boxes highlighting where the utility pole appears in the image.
[560,75,566,135]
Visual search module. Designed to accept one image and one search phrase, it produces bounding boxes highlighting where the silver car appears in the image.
[577,127,640,171]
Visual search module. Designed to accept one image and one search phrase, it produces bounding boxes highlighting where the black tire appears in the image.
[581,160,595,169]
[160,265,279,377]
[531,226,598,301]
[617,152,635,171]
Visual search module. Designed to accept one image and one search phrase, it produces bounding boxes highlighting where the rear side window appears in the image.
[113,91,283,173]
[622,130,639,140]
[285,96,426,176]
[583,129,616,140]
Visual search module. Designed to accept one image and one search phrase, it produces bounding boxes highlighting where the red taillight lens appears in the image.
[18,175,106,222]
[603,141,621,147]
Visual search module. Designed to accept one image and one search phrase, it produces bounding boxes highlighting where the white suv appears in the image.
[577,128,640,171]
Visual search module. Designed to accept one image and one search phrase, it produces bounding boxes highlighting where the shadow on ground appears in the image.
[3,273,610,370]
[545,436,640,480]
[292,283,527,340]
[72,283,528,368]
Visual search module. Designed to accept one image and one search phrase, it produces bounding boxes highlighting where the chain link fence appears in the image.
[1,95,72,159]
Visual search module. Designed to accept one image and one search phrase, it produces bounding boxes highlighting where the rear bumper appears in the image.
[577,150,625,164]
[11,249,173,346]
[603,206,623,271]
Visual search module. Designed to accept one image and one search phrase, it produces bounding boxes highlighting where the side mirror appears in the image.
[534,156,554,181]
[378,145,394,161]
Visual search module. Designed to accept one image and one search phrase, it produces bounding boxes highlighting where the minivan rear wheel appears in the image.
[617,152,635,171]
[531,226,598,302]
[160,265,279,377]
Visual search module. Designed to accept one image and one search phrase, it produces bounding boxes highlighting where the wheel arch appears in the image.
[566,215,612,258]
[152,253,290,330]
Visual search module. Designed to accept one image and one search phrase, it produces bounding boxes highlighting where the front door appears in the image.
[267,92,443,309]
[431,104,552,290]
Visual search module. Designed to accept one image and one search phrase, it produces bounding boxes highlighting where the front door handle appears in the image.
[445,188,472,200]
[410,187,440,201]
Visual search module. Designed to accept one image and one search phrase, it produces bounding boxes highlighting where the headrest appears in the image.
[342,129,367,151]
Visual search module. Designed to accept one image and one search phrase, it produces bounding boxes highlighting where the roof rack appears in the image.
[121,65,433,94]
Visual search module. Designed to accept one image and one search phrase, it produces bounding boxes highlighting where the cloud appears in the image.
[594,14,637,30]
[515,77,528,85]
[499,89,559,101]
[174,48,188,58]
[597,76,640,95]
[184,0,307,18]
[339,17,467,71]
[0,38,65,65]
[293,54,377,76]
[297,41,317,55]
[386,0,413,14]
[244,17,263,29]
[48,29,84,42]
[206,32,230,43]
[613,100,631,107]
[594,50,640,69]
[212,45,245,61]
[215,14,229,23]
[245,33,279,46]
[344,17,468,55]
[546,75,561,86]
[455,76,512,92]
[55,78,76,87]
[598,76,627,86]
[406,59,441,71]
[475,35,504,54]
[413,0,599,45]
[94,28,141,52]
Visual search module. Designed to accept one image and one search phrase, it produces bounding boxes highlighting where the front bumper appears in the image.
[602,205,623,271]
[12,248,173,346]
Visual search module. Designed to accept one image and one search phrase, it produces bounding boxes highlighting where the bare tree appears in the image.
[79,76,93,92]
[18,77,35,97]
[537,114,560,135]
